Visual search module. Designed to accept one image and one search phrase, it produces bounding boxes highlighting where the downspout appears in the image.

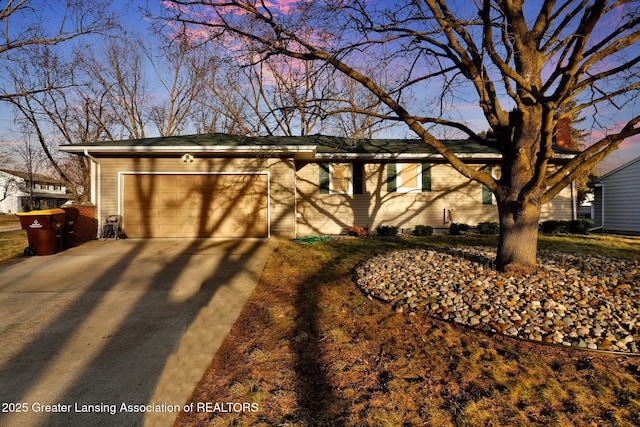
[571,181,577,220]
[84,149,102,237]
[589,182,604,232]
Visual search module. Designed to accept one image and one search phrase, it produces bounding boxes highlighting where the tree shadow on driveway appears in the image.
[0,238,274,427]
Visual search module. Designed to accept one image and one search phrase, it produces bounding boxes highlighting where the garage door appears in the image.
[122,173,268,238]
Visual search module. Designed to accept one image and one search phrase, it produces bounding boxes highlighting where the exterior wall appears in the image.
[0,195,21,214]
[96,156,297,238]
[296,162,574,236]
[540,185,573,221]
[592,187,603,228]
[0,173,22,213]
[73,205,99,243]
[599,159,640,234]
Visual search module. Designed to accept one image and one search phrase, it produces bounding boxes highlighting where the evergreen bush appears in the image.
[376,225,399,237]
[448,223,470,236]
[477,221,500,235]
[413,225,434,237]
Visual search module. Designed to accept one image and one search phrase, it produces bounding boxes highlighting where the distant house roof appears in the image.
[598,155,640,181]
[57,133,577,161]
[0,169,65,185]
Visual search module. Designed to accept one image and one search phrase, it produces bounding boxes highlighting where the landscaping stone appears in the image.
[354,247,640,354]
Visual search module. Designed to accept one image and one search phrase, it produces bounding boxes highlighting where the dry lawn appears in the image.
[0,231,27,263]
[0,214,27,262]
[0,213,20,226]
[176,234,640,427]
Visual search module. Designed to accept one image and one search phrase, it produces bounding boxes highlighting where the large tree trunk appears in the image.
[495,107,545,275]
[496,197,541,274]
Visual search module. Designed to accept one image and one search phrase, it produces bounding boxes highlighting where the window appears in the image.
[387,163,431,193]
[330,163,351,194]
[482,166,500,205]
[319,163,364,195]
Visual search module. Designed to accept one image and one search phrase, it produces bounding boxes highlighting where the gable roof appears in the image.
[598,155,640,181]
[0,169,64,185]
[57,133,577,161]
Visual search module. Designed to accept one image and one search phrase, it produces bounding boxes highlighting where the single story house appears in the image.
[57,134,577,239]
[0,169,72,213]
[589,155,640,235]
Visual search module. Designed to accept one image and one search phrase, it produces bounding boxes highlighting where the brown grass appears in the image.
[0,213,20,226]
[0,214,27,262]
[176,235,640,427]
[0,230,27,263]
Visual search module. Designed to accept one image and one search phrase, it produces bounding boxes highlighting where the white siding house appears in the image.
[0,169,72,213]
[590,156,640,235]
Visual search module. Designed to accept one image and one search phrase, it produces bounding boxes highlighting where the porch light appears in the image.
[181,153,194,163]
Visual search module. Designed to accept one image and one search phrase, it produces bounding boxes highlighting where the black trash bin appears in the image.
[16,209,66,256]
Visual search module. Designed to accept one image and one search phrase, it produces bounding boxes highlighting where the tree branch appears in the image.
[543,116,640,202]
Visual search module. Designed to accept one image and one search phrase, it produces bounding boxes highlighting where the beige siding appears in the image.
[296,162,574,236]
[540,185,573,221]
[97,157,296,238]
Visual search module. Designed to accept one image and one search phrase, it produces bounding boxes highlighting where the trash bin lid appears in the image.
[16,208,66,216]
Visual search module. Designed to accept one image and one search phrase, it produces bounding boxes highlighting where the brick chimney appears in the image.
[555,116,572,150]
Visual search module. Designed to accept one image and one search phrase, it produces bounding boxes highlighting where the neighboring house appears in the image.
[0,169,72,213]
[57,134,577,239]
[579,192,594,219]
[589,155,640,235]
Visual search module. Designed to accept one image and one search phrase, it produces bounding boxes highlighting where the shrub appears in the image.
[448,223,470,236]
[477,221,500,235]
[567,219,592,234]
[540,220,569,234]
[376,225,398,237]
[413,225,434,237]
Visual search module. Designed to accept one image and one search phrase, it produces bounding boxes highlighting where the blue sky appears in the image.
[1,0,638,175]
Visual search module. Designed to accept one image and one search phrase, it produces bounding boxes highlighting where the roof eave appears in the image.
[57,145,318,159]
[314,152,575,161]
[313,152,502,160]
[57,144,576,162]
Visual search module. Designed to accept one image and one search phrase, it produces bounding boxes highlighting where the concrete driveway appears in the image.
[0,238,276,427]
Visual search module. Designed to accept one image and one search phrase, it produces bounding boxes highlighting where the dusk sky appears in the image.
[1,0,638,175]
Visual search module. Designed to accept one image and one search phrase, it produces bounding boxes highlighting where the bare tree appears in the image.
[2,43,116,201]
[0,0,116,202]
[0,174,19,204]
[146,33,208,136]
[2,45,81,193]
[80,37,150,140]
[323,72,401,139]
[163,0,640,273]
[187,38,335,136]
[14,126,46,210]
[0,0,115,100]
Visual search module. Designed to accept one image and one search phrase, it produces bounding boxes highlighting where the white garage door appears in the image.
[122,173,269,238]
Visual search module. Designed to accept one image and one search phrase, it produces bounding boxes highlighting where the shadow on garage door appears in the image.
[122,173,269,238]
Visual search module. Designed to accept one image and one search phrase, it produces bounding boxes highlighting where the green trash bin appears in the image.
[16,209,66,256]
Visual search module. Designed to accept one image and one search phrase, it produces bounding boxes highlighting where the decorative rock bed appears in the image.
[354,247,640,354]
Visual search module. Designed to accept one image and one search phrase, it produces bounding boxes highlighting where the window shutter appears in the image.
[353,162,364,194]
[319,163,330,194]
[421,163,431,192]
[386,163,397,192]
[482,167,493,204]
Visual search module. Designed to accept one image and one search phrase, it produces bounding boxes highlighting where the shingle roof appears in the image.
[57,133,578,158]
[0,169,64,184]
[598,155,640,180]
